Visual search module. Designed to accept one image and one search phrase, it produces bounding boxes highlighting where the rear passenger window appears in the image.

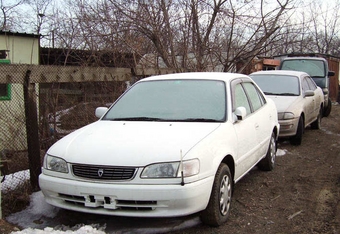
[302,78,310,92]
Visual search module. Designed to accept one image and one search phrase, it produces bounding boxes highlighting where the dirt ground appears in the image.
[0,219,20,233]
[1,104,340,234]
[172,103,340,234]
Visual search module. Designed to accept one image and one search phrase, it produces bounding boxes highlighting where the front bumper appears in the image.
[39,173,214,217]
[278,117,299,137]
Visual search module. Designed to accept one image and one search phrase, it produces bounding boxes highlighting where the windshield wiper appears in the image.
[264,92,298,96]
[264,92,278,95]
[107,117,166,121]
[106,117,221,122]
[181,118,221,122]
[276,93,299,96]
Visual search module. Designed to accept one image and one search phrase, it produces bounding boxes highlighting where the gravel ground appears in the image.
[171,103,340,234]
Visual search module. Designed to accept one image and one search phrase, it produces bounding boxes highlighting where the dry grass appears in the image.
[2,181,32,218]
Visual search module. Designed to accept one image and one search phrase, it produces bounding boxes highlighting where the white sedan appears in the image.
[250,70,324,145]
[39,72,279,226]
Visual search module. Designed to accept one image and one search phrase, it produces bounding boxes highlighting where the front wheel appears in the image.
[323,98,332,117]
[311,107,322,129]
[258,132,276,171]
[200,164,232,226]
[290,116,304,145]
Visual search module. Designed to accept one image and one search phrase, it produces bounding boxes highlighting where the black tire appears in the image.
[258,132,276,171]
[323,98,332,117]
[290,116,304,145]
[311,107,322,129]
[200,164,232,226]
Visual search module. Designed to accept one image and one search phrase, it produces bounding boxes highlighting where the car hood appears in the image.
[267,96,300,113]
[47,121,221,166]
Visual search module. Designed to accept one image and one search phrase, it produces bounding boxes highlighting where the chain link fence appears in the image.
[0,64,131,196]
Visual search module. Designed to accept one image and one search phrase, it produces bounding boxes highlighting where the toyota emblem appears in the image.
[98,169,104,177]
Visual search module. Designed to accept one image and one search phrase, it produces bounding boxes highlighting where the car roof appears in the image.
[250,70,309,78]
[281,57,327,62]
[139,72,251,82]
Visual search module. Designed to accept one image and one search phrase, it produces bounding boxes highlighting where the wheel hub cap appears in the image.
[220,175,231,216]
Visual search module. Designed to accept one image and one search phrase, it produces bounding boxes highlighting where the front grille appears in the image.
[117,200,157,211]
[58,193,159,211]
[72,164,136,180]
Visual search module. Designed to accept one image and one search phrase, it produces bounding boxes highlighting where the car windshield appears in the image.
[102,79,226,122]
[280,59,326,77]
[250,74,300,96]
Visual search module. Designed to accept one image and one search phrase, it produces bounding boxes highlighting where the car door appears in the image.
[242,81,271,154]
[306,76,322,118]
[302,76,316,124]
[231,80,261,180]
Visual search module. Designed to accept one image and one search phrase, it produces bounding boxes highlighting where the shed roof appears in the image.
[0,30,40,38]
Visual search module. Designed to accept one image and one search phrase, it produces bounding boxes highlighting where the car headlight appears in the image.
[141,159,199,178]
[278,112,294,120]
[44,154,69,173]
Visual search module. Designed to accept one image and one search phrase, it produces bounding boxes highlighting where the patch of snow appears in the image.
[5,186,199,234]
[277,149,287,156]
[2,170,30,192]
[12,225,106,234]
[6,191,59,225]
[7,191,107,234]
[322,128,340,136]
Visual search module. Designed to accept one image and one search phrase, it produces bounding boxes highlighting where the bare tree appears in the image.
[9,0,340,72]
[217,0,295,72]
[24,0,53,35]
[0,0,26,30]
[309,0,340,54]
[102,0,297,72]
[271,0,340,56]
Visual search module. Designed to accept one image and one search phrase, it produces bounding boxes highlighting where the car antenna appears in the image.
[180,149,185,186]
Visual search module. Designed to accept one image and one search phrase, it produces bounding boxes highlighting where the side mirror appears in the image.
[322,88,329,95]
[234,107,247,121]
[95,107,108,118]
[304,90,315,97]
[328,71,335,77]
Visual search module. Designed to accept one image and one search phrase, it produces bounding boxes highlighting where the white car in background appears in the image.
[39,72,279,226]
[250,70,324,145]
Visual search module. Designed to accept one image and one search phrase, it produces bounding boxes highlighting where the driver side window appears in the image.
[302,78,310,92]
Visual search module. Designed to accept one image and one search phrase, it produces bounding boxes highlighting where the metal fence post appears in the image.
[0,157,2,220]
[23,70,41,191]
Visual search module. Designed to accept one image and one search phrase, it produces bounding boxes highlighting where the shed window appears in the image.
[0,59,11,100]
